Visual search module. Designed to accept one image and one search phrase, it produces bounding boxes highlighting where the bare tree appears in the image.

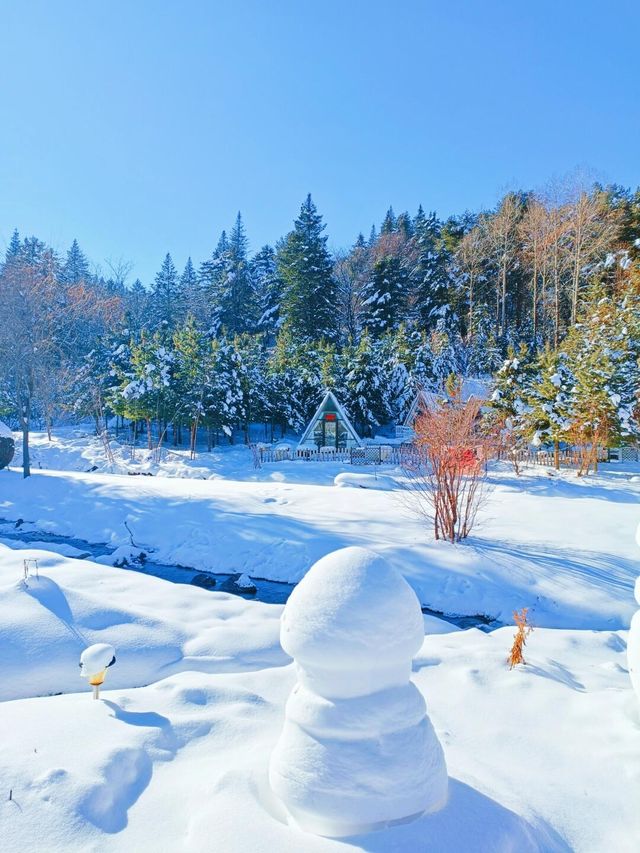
[401,386,494,542]
[454,226,485,339]
[0,249,59,476]
[565,190,620,324]
[482,194,524,337]
[519,198,549,344]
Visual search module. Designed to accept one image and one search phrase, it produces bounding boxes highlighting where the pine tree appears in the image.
[199,231,229,332]
[234,333,270,440]
[378,332,412,424]
[4,228,21,267]
[173,317,208,454]
[563,282,640,470]
[268,325,324,432]
[342,330,389,435]
[218,213,256,334]
[252,244,283,342]
[278,195,337,342]
[151,253,183,332]
[203,337,244,441]
[396,211,414,240]
[489,343,534,424]
[380,207,397,235]
[430,310,463,388]
[61,238,91,285]
[466,305,502,376]
[125,279,149,336]
[115,332,175,448]
[409,210,450,331]
[360,253,407,336]
[522,346,574,467]
[180,258,203,324]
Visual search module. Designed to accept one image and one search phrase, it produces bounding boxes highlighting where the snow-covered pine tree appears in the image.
[408,208,450,332]
[563,281,640,471]
[70,338,120,434]
[114,332,175,448]
[203,336,244,443]
[252,245,283,344]
[172,317,208,455]
[151,253,184,333]
[360,253,406,336]
[430,309,463,388]
[233,333,270,442]
[522,346,574,467]
[218,213,256,335]
[180,258,204,326]
[380,207,397,235]
[342,330,389,436]
[125,279,149,336]
[198,231,229,333]
[277,195,337,342]
[410,331,436,392]
[489,342,534,424]
[466,305,502,377]
[267,326,324,433]
[377,332,412,425]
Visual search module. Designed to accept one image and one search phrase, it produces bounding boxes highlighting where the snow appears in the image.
[79,643,116,678]
[0,420,13,439]
[2,436,638,630]
[0,429,639,850]
[334,471,397,490]
[270,547,447,836]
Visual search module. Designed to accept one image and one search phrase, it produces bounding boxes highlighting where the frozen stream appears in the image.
[0,519,499,629]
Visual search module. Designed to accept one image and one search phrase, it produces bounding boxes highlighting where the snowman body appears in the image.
[269,546,448,837]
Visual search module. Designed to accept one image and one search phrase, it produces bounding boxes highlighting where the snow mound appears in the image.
[0,420,13,439]
[0,544,286,702]
[270,546,447,836]
[334,472,396,490]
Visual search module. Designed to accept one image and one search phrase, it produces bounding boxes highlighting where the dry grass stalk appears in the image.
[508,608,533,668]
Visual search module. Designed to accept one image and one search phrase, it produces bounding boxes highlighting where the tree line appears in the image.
[0,177,638,476]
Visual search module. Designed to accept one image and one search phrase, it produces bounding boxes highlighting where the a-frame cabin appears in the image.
[297,390,362,451]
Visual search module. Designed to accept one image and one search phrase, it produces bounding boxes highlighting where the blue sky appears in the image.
[0,1,638,283]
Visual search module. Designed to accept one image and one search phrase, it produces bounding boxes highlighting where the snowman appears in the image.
[269,546,448,837]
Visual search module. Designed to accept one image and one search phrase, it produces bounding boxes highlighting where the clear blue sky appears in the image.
[1,1,638,284]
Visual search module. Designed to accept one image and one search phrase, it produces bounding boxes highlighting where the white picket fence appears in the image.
[255,444,421,466]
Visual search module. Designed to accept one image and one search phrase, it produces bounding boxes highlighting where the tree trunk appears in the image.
[146,418,152,450]
[554,440,559,470]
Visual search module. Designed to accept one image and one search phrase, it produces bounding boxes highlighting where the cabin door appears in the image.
[323,419,337,448]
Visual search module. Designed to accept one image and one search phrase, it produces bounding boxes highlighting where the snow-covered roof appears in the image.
[404,379,490,427]
[297,390,362,449]
[403,389,440,427]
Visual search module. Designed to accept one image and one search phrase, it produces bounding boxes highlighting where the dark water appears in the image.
[0,519,498,628]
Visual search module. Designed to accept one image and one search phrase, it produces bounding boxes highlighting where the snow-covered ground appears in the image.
[0,428,639,851]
